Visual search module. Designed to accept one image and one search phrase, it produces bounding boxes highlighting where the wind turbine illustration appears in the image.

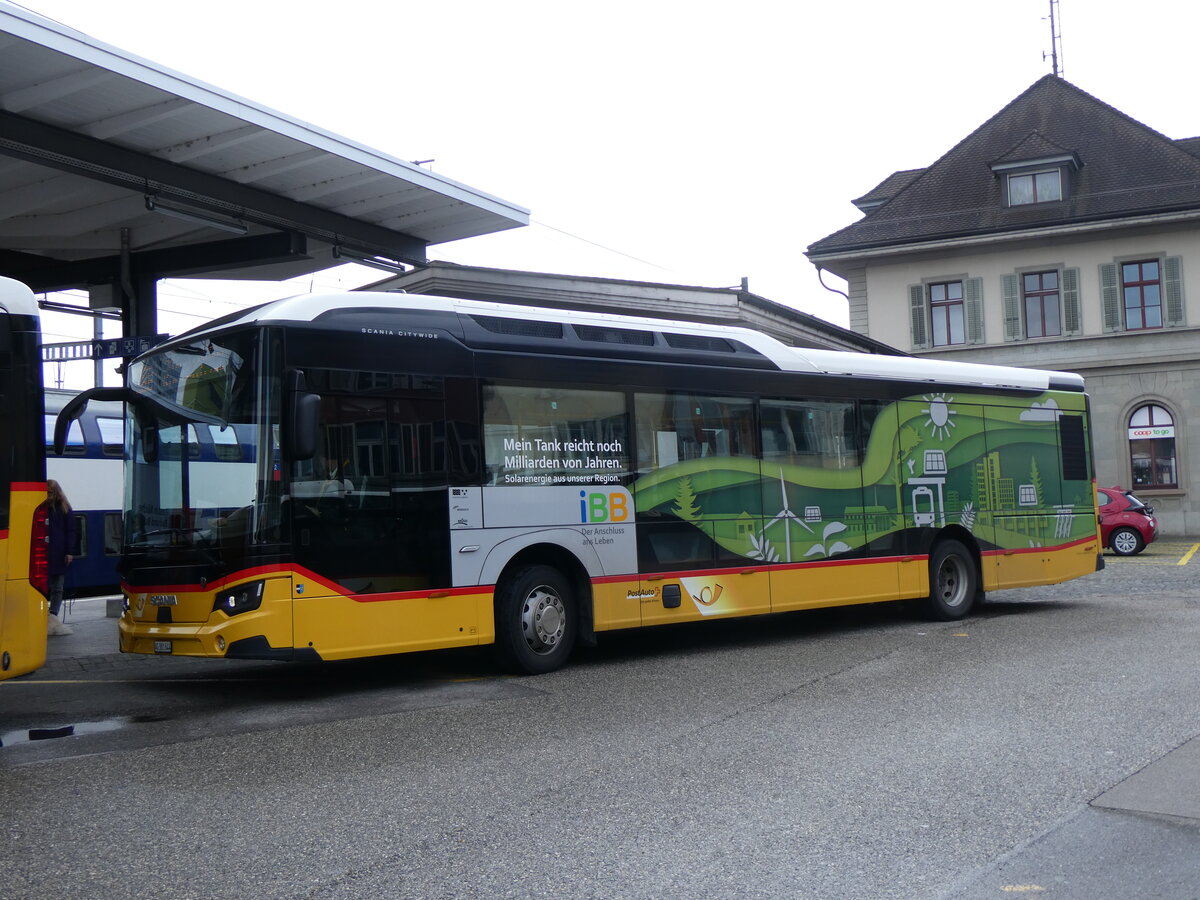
[762,469,812,561]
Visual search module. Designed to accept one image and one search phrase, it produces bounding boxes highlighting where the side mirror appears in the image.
[285,370,320,461]
[53,387,127,456]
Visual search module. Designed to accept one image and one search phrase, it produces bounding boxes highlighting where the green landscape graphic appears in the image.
[633,391,1094,564]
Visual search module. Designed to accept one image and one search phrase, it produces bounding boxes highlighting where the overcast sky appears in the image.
[14,0,1200,382]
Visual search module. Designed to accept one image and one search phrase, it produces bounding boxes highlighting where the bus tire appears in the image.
[923,539,978,621]
[493,564,577,675]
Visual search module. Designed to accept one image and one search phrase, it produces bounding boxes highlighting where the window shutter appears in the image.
[1164,255,1185,326]
[1100,262,1122,332]
[965,277,985,344]
[1001,273,1023,341]
[1062,267,1081,335]
[908,284,929,350]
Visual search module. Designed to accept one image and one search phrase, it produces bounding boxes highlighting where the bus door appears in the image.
[632,392,770,626]
[980,401,1065,590]
[761,398,898,609]
[290,374,458,658]
[894,396,991,593]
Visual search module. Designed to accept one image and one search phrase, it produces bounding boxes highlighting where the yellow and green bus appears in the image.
[0,276,49,680]
[58,292,1102,674]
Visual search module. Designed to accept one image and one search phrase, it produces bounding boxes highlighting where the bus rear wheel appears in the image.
[493,565,577,675]
[923,539,978,621]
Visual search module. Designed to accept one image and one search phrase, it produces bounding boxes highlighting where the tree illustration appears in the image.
[746,532,780,562]
[898,425,923,458]
[672,476,700,522]
[1030,457,1044,506]
[894,424,924,515]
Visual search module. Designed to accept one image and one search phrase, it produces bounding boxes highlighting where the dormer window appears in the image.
[990,150,1081,209]
[1007,169,1062,205]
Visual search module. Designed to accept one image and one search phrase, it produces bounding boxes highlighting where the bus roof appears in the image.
[168,290,1086,393]
[0,276,38,317]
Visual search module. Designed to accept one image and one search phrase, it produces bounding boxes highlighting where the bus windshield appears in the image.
[125,330,281,554]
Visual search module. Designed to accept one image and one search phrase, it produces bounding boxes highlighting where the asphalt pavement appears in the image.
[940,538,1200,898]
[42,594,121,667]
[10,541,1200,898]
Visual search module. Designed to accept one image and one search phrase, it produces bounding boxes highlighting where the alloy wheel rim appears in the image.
[521,585,566,655]
[937,555,969,608]
[1114,531,1138,553]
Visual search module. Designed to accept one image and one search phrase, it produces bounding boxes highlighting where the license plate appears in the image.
[153,640,172,654]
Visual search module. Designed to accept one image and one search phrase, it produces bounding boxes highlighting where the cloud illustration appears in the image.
[1020,398,1062,422]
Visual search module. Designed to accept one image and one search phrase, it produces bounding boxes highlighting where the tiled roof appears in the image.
[809,75,1200,257]
[990,131,1077,166]
[852,168,926,210]
[1174,137,1200,157]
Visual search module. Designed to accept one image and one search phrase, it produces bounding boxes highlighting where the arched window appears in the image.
[1128,404,1177,488]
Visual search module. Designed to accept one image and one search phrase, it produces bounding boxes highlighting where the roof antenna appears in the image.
[1043,0,1064,78]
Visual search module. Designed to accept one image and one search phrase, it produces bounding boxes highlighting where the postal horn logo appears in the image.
[692,584,723,606]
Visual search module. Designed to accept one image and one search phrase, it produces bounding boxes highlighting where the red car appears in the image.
[1097,486,1159,555]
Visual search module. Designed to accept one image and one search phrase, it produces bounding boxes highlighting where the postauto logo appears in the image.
[579,490,629,523]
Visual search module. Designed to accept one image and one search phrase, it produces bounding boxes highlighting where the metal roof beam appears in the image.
[153,124,262,164]
[287,170,390,203]
[0,166,92,217]
[84,96,193,141]
[0,231,309,292]
[222,148,325,184]
[2,66,117,112]
[0,109,429,263]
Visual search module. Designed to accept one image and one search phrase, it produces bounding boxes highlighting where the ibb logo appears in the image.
[580,490,628,523]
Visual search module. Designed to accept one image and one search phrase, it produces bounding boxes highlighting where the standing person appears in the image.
[45,479,77,636]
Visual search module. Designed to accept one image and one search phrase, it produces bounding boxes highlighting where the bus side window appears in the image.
[45,415,86,455]
[71,513,87,558]
[635,392,755,472]
[208,424,243,461]
[482,385,628,486]
[760,399,861,469]
[96,416,124,457]
[157,424,202,460]
[103,513,123,556]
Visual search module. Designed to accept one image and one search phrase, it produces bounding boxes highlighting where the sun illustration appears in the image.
[922,393,957,441]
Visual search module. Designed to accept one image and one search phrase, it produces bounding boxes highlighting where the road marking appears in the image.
[1106,543,1200,565]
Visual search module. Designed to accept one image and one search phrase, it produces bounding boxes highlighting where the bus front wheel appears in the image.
[493,565,577,675]
[923,540,978,621]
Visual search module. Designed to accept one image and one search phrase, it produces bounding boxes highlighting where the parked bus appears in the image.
[42,389,255,595]
[57,292,1103,674]
[0,277,48,680]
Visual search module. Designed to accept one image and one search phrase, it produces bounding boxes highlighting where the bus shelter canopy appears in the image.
[0,2,529,296]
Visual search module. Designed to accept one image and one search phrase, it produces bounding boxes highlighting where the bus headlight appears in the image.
[214,580,265,616]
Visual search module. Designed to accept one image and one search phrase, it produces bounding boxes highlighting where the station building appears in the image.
[372,261,895,354]
[808,75,1200,535]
